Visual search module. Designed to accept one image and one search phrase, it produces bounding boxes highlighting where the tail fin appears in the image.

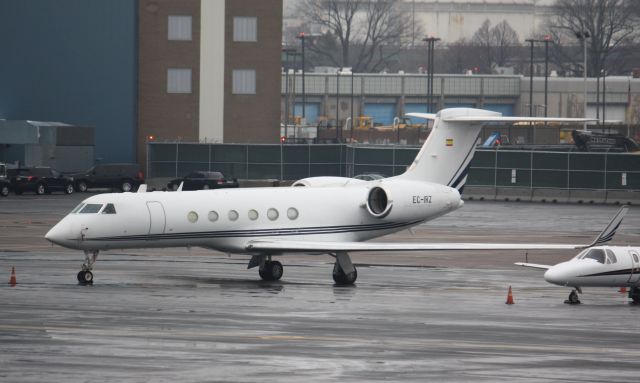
[400,108,596,191]
[584,205,628,248]
[399,108,499,189]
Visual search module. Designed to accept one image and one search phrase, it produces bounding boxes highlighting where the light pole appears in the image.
[576,31,590,129]
[336,67,341,141]
[282,48,297,139]
[296,32,306,120]
[543,35,551,119]
[422,37,440,113]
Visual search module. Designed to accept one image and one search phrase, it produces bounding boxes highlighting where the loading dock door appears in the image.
[364,104,396,126]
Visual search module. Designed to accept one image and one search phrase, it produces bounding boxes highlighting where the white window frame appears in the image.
[233,17,257,42]
[168,15,192,41]
[167,68,192,94]
[232,69,256,95]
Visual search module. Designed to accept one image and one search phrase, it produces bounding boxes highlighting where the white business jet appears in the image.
[515,206,640,304]
[45,108,598,285]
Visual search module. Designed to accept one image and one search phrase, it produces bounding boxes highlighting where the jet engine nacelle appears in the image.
[364,180,461,221]
[292,176,364,187]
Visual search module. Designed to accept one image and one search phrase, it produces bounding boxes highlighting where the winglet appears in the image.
[585,205,628,248]
[177,181,184,192]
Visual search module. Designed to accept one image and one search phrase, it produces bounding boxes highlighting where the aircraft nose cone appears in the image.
[45,219,74,248]
[544,265,568,286]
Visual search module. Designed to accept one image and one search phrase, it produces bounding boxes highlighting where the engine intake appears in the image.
[366,186,392,218]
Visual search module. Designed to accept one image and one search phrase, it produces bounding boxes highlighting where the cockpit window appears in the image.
[101,203,116,214]
[580,248,606,264]
[79,204,103,214]
[605,249,617,264]
[71,203,86,214]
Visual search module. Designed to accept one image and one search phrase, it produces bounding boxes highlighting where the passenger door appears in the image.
[628,251,640,284]
[146,201,166,235]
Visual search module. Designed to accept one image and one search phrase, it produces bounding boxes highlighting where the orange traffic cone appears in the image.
[619,286,627,293]
[8,267,16,286]
[505,285,514,305]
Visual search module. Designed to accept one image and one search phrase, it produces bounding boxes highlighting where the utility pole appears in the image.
[296,32,306,119]
[576,31,590,130]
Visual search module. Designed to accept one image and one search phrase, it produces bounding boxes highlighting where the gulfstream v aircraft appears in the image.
[516,206,640,304]
[46,108,598,285]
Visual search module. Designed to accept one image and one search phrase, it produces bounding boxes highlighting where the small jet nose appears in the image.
[544,265,568,286]
[45,220,73,248]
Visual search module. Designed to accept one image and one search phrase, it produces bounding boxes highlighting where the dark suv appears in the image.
[71,163,144,192]
[167,171,239,191]
[10,167,75,195]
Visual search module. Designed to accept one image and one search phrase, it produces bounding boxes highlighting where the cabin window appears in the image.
[102,203,116,214]
[633,253,639,263]
[228,210,239,221]
[79,204,103,214]
[208,211,219,222]
[71,203,86,214]
[605,249,617,264]
[581,248,605,264]
[187,211,198,223]
[287,207,299,220]
[248,209,259,220]
[267,208,279,221]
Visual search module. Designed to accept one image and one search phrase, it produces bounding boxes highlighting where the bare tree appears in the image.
[297,0,415,72]
[547,0,640,76]
[471,19,520,73]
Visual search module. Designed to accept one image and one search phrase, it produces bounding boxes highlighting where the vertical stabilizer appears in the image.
[399,108,500,189]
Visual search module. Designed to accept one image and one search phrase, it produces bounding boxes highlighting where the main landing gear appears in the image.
[332,251,357,285]
[247,251,358,285]
[564,288,581,305]
[248,255,284,281]
[77,250,99,285]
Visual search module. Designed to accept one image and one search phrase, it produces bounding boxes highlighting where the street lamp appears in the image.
[296,32,306,120]
[576,31,590,129]
[282,48,297,139]
[422,36,440,113]
[336,67,341,141]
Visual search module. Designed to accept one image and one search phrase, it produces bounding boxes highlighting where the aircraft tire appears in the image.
[259,261,283,281]
[332,263,357,285]
[77,270,93,285]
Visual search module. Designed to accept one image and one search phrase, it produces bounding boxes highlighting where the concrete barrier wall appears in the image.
[463,186,635,205]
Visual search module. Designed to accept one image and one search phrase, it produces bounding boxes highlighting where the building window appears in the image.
[168,16,192,41]
[167,68,192,93]
[233,17,257,42]
[232,69,256,94]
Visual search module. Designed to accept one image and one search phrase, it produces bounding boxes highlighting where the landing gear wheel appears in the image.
[259,260,283,281]
[333,262,358,285]
[564,289,581,304]
[77,270,93,284]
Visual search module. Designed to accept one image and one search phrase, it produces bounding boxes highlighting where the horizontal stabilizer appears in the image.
[441,116,596,123]
[406,112,437,120]
[514,262,551,270]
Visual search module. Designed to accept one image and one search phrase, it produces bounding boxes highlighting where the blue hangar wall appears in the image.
[0,0,137,163]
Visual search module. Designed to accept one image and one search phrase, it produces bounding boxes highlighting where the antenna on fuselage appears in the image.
[177,181,184,192]
[137,184,147,193]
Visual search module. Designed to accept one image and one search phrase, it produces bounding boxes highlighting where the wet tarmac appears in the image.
[1,194,640,382]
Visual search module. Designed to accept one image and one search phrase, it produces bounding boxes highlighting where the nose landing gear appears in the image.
[78,250,99,285]
[564,288,581,304]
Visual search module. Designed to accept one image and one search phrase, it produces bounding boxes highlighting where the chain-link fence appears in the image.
[148,142,639,191]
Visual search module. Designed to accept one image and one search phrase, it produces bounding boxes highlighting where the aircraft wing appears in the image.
[245,240,583,253]
[514,262,551,270]
[247,206,627,254]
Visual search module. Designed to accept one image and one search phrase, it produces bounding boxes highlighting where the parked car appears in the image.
[353,173,385,181]
[0,163,9,197]
[0,179,9,197]
[10,167,74,195]
[167,171,239,191]
[70,163,144,192]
